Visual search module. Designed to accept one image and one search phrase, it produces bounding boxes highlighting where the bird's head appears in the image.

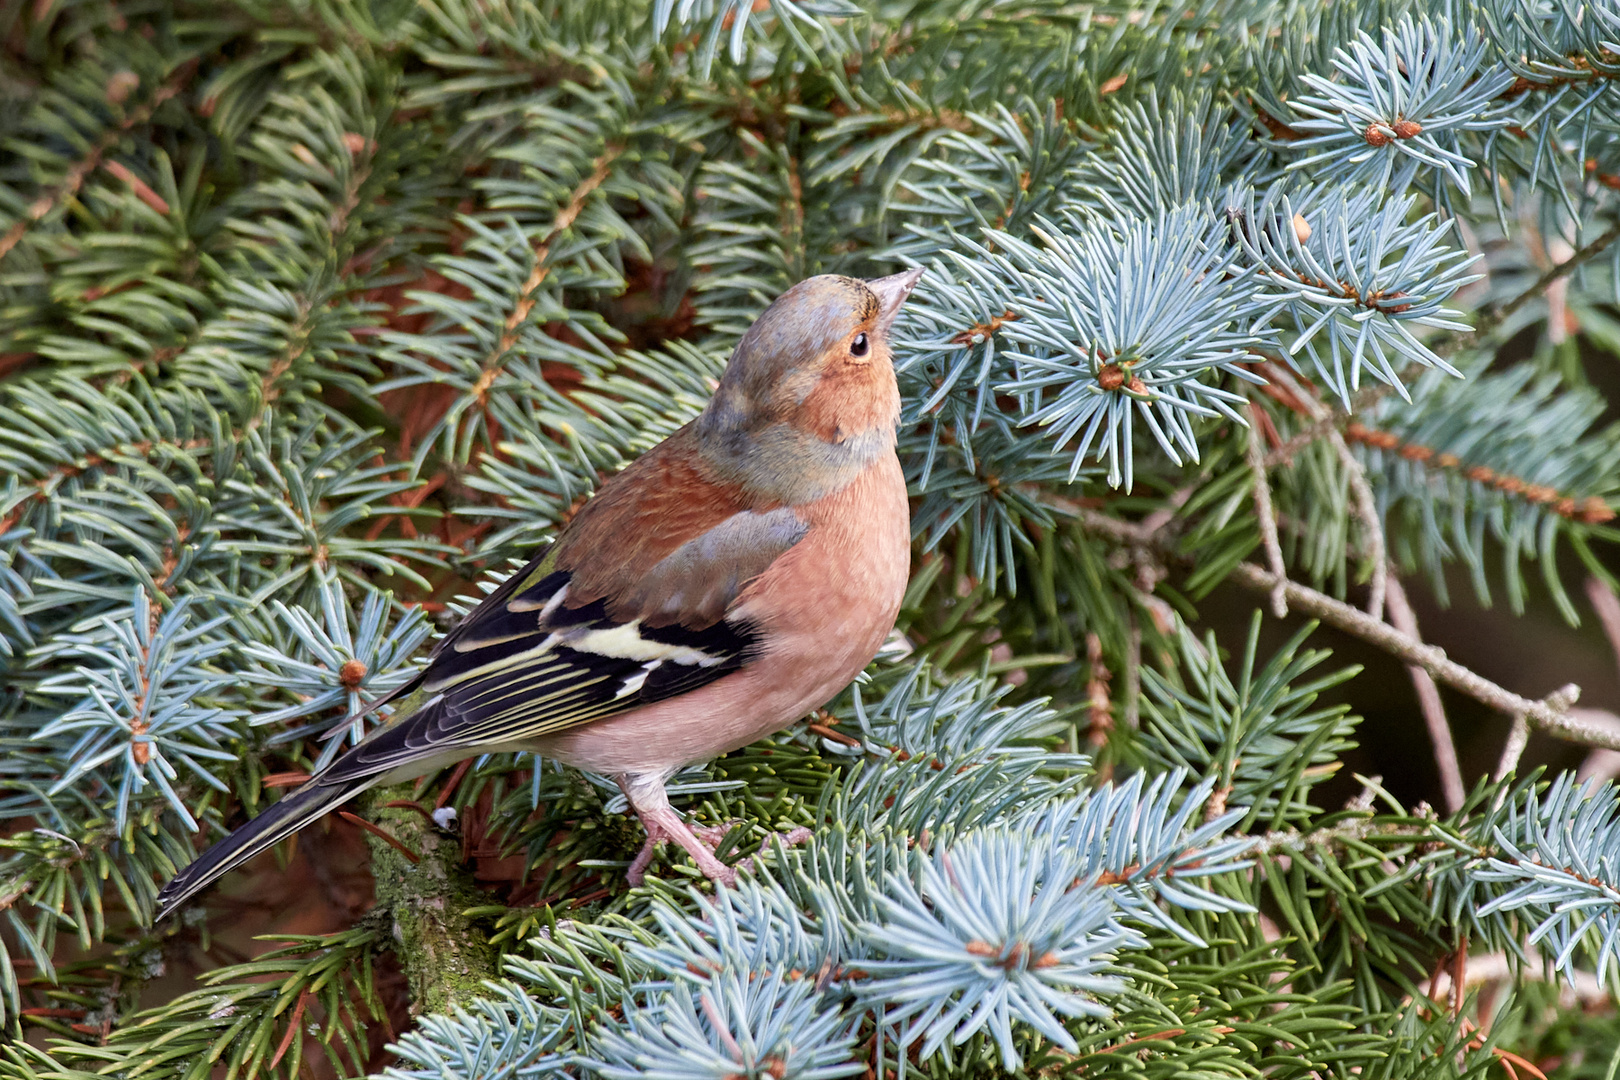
[697,268,923,504]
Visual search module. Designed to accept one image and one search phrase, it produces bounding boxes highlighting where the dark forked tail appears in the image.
[154,776,374,920]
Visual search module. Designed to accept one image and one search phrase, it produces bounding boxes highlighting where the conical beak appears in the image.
[867,267,925,332]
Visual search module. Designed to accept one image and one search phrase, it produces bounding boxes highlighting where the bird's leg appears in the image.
[625,816,669,886]
[617,772,737,887]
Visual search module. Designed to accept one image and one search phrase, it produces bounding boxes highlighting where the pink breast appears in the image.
[532,454,910,775]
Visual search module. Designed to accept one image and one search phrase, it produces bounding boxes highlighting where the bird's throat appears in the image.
[695,419,895,506]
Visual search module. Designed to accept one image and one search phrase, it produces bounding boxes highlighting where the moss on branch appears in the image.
[362,786,498,1016]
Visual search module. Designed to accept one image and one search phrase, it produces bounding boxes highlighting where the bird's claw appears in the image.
[625,819,812,887]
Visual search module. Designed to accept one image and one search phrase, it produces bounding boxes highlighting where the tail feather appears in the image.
[155,778,373,920]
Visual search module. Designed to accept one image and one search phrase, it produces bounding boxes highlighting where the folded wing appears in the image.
[320,432,807,785]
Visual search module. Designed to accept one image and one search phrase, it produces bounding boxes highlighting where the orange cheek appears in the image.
[796,349,900,442]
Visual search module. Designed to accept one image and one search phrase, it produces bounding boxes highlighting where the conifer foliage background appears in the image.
[7,0,1620,1075]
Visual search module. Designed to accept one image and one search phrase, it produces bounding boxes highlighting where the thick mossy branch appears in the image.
[362,787,497,1016]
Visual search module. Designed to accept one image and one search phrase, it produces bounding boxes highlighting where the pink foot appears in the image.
[618,773,737,887]
[616,774,812,887]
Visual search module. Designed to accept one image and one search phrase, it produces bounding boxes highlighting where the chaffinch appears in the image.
[156,267,923,916]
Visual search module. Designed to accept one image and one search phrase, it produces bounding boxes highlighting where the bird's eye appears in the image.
[850,333,869,357]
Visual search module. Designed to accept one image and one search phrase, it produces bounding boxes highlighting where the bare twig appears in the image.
[1254,362,1387,615]
[1385,574,1464,812]
[1252,365,1390,615]
[1073,514,1610,749]
[1497,677,1577,775]
[1572,709,1620,782]
[1252,814,1429,856]
[1332,431,1387,618]
[1585,575,1620,682]
[1544,234,1574,347]
[1488,221,1620,332]
[1264,414,1343,467]
[0,64,196,264]
[1072,505,1159,547]
[1261,365,1330,418]
[1135,484,1196,536]
[1345,774,1382,812]
[1229,562,1607,749]
[1495,715,1531,781]
[1260,382,1401,468]
[1247,416,1288,618]
[1047,486,1193,546]
[1073,496,1611,754]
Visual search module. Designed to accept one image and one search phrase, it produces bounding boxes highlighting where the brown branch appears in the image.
[867,105,973,133]
[432,759,473,810]
[1229,562,1611,749]
[269,988,312,1069]
[1500,56,1620,98]
[103,161,170,215]
[1076,460,1590,759]
[1084,632,1113,748]
[1425,950,1610,1005]
[1260,382,1402,468]
[1585,576,1620,683]
[250,139,380,424]
[1385,574,1464,812]
[807,722,860,747]
[1263,416,1339,468]
[1342,422,1614,524]
[1071,446,1598,760]
[1587,159,1620,191]
[990,171,1032,234]
[1495,714,1532,781]
[1332,430,1387,619]
[1486,221,1620,334]
[1247,415,1288,618]
[1575,710,1620,783]
[1259,363,1390,617]
[1071,504,1157,547]
[469,146,622,404]
[384,799,440,823]
[782,149,805,279]
[1251,100,1303,141]
[1251,269,1417,315]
